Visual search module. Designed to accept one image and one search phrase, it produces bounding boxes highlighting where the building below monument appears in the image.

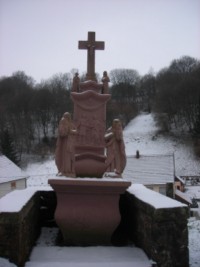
[0,155,28,198]
[124,153,175,197]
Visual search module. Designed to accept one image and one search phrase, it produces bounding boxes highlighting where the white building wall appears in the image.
[0,179,26,198]
[146,184,167,196]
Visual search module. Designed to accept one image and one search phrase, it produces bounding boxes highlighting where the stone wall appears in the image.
[0,191,40,267]
[0,190,56,267]
[121,189,189,267]
[0,187,189,267]
[40,190,57,227]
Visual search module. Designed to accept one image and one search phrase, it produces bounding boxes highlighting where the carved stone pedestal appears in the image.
[48,178,131,245]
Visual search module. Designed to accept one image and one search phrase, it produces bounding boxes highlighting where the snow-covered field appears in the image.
[124,113,200,176]
[1,113,200,267]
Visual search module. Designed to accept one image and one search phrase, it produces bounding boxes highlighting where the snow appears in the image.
[124,113,158,134]
[185,186,200,199]
[0,258,17,267]
[0,187,52,213]
[26,247,151,267]
[124,113,200,176]
[128,184,186,209]
[1,218,200,267]
[0,155,28,183]
[49,176,125,182]
[24,228,151,267]
[176,176,186,184]
[24,160,57,187]
[175,189,192,205]
[124,154,174,184]
[0,228,151,267]
[0,188,37,212]
[188,218,200,267]
[1,113,200,267]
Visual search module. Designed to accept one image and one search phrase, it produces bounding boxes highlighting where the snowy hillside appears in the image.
[124,113,200,176]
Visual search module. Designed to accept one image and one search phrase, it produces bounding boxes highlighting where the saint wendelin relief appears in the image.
[105,119,126,176]
[55,112,77,177]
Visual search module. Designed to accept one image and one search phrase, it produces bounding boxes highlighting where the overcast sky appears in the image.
[0,0,200,83]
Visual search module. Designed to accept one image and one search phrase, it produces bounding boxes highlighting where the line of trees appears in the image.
[154,56,200,133]
[0,55,200,163]
[0,72,73,160]
[107,68,140,126]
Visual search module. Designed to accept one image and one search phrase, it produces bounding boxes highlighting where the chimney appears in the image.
[136,150,140,159]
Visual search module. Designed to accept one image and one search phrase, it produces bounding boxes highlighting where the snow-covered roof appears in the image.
[123,154,174,184]
[175,175,186,184]
[175,189,192,205]
[185,185,200,199]
[128,184,186,209]
[0,155,28,184]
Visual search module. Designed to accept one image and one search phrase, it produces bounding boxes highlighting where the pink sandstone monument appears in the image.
[49,32,131,245]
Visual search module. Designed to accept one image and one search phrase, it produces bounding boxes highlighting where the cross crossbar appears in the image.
[79,32,105,81]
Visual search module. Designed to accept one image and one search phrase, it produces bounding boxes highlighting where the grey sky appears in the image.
[0,0,200,83]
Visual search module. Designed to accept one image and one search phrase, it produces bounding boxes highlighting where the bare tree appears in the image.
[108,69,140,125]
[154,56,200,132]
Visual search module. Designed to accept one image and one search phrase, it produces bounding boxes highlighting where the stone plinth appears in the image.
[48,178,131,245]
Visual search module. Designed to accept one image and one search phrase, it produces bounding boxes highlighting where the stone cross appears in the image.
[79,32,104,81]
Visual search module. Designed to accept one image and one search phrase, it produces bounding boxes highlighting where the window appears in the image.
[159,186,166,195]
[11,181,16,190]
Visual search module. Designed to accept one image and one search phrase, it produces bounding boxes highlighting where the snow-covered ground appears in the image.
[188,217,200,267]
[124,113,200,176]
[1,113,200,267]
[25,232,151,267]
[1,217,200,267]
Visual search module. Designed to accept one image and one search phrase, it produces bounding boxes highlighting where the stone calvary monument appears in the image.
[0,32,189,267]
[55,31,127,178]
[49,32,131,245]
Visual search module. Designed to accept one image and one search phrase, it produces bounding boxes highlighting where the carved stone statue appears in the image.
[55,112,77,177]
[105,119,126,176]
[72,72,80,92]
[101,71,110,94]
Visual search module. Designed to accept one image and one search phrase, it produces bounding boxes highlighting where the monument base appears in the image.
[48,178,131,245]
[75,153,106,178]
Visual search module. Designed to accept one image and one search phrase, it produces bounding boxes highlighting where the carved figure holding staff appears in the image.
[55,112,77,177]
[105,119,126,176]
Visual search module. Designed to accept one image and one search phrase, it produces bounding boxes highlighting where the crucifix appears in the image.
[79,32,105,81]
